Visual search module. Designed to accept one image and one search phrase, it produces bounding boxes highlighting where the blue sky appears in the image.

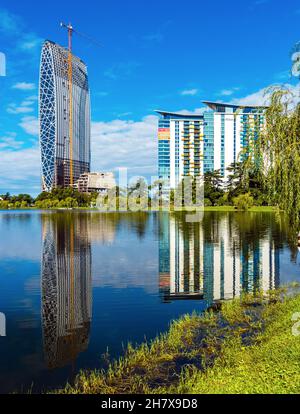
[0,0,299,195]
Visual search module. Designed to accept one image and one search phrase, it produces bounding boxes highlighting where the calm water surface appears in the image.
[0,210,299,393]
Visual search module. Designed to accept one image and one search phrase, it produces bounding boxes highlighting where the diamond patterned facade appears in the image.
[41,214,92,368]
[39,40,91,192]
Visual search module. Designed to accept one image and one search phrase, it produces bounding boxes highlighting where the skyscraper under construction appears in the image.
[39,40,91,192]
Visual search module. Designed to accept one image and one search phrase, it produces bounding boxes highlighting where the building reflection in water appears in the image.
[159,213,280,304]
[41,213,92,369]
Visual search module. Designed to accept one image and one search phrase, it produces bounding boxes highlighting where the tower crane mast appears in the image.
[60,22,101,188]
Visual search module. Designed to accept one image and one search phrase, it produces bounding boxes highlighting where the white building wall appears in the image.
[235,116,243,161]
[189,236,195,292]
[214,114,222,172]
[224,115,235,181]
[213,245,221,300]
[170,121,176,189]
[179,121,185,185]
[261,238,270,292]
[169,217,176,294]
[179,228,184,293]
[168,118,204,188]
[222,218,234,300]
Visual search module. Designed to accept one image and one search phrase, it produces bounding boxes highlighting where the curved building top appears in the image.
[202,100,267,113]
[155,110,204,119]
[42,40,89,91]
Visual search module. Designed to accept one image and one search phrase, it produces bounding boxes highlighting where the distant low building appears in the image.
[75,172,116,194]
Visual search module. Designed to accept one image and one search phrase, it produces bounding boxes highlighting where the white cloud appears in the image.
[231,84,299,107]
[19,116,39,136]
[19,34,42,51]
[22,96,38,106]
[0,8,41,54]
[7,95,37,114]
[143,32,163,43]
[174,107,206,115]
[231,88,269,106]
[274,70,291,81]
[0,146,40,192]
[219,87,240,97]
[220,90,233,96]
[91,115,158,176]
[0,133,23,150]
[0,8,20,35]
[96,91,109,97]
[104,62,141,80]
[12,82,36,91]
[181,89,198,96]
[7,104,34,114]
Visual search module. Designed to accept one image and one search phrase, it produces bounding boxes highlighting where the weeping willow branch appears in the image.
[257,88,300,223]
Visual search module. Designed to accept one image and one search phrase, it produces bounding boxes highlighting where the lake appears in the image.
[0,210,299,393]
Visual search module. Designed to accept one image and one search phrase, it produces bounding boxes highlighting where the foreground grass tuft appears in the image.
[55,290,300,394]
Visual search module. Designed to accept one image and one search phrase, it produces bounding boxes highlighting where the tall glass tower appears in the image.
[39,40,91,192]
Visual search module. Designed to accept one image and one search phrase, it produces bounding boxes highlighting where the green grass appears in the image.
[54,289,300,394]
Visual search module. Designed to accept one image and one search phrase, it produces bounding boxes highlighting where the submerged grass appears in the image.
[55,289,300,394]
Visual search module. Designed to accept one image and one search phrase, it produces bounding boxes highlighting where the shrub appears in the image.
[233,193,254,211]
[0,200,9,209]
[204,198,212,207]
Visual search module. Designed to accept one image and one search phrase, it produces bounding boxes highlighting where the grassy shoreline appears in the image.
[55,289,300,395]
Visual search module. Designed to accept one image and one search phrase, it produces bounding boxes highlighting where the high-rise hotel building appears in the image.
[157,111,204,189]
[156,101,265,187]
[39,41,91,192]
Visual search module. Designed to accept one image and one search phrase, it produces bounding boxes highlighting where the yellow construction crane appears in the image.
[60,22,101,188]
[59,22,100,370]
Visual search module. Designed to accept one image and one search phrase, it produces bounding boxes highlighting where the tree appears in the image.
[233,193,254,211]
[0,200,9,209]
[0,192,10,201]
[226,158,266,205]
[204,170,224,205]
[257,88,300,222]
[34,187,92,208]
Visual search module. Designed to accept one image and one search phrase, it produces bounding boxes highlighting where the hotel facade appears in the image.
[156,101,265,187]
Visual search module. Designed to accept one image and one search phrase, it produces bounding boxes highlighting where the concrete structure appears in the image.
[39,40,91,192]
[156,102,266,187]
[75,172,116,194]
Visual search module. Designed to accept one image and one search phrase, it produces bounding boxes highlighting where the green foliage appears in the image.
[233,193,254,211]
[204,170,224,206]
[34,187,92,208]
[203,161,266,207]
[257,88,300,223]
[204,198,212,207]
[0,193,33,209]
[0,200,9,209]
